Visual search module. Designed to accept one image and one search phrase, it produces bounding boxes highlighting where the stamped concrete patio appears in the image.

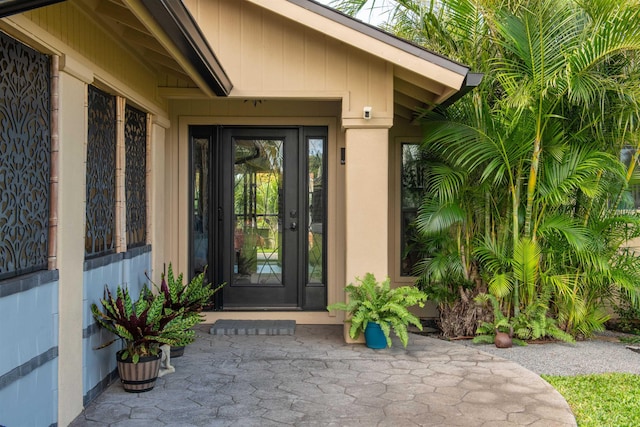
[69,324,576,426]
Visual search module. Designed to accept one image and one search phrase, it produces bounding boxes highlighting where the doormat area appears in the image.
[209,320,296,336]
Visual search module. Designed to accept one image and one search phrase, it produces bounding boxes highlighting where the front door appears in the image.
[190,126,327,310]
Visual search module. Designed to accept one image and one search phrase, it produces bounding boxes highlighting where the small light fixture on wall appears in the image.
[363,106,372,120]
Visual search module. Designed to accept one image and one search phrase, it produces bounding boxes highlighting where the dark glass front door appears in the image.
[190,126,327,310]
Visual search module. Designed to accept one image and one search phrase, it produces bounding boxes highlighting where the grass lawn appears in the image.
[542,373,640,426]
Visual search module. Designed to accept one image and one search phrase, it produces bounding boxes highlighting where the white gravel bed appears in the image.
[459,334,640,376]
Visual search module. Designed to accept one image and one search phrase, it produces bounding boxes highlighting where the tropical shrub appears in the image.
[333,0,640,339]
[327,273,428,347]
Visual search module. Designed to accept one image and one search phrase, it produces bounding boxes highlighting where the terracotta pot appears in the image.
[116,350,162,393]
[494,326,514,348]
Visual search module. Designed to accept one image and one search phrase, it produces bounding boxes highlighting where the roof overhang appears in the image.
[69,0,233,98]
[248,0,481,116]
[0,0,65,18]
[138,0,232,97]
[3,0,478,109]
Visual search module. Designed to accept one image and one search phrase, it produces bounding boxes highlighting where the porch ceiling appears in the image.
[76,0,231,97]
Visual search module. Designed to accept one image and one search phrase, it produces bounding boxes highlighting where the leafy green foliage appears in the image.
[156,263,225,323]
[473,293,526,346]
[91,284,199,363]
[473,292,574,344]
[543,373,640,427]
[327,273,428,347]
[512,297,575,343]
[334,0,640,339]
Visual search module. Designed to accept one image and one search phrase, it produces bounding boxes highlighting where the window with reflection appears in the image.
[401,143,428,276]
[233,139,283,285]
[620,146,640,210]
[308,137,326,285]
[193,137,209,274]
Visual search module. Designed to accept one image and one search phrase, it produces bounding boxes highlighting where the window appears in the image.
[307,136,326,285]
[0,31,51,280]
[125,105,147,248]
[620,146,640,210]
[400,143,427,276]
[85,85,116,258]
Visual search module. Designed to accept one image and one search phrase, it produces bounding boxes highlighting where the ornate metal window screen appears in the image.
[85,85,116,258]
[125,105,147,248]
[0,31,51,280]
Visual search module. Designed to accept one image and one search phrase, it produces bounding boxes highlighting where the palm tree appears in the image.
[333,0,640,337]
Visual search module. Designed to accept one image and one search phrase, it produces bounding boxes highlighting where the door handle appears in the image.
[289,222,297,231]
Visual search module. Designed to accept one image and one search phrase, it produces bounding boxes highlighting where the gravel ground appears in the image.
[458,332,640,376]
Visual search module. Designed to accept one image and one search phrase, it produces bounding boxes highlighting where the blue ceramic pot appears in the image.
[364,322,387,349]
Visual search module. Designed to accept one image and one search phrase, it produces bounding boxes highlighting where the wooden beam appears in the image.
[95,0,143,30]
[395,67,449,95]
[393,102,414,121]
[122,27,168,56]
[394,91,425,112]
[143,49,188,75]
[394,78,437,106]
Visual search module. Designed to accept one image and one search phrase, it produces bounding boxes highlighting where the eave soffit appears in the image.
[71,0,232,98]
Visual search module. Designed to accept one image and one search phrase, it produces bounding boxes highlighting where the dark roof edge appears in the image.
[0,0,66,18]
[140,0,233,97]
[439,72,484,108]
[287,0,470,77]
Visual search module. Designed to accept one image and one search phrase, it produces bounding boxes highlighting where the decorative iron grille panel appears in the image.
[0,31,51,280]
[125,105,147,248]
[85,85,116,258]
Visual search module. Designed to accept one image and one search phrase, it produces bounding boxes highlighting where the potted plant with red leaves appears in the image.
[91,285,199,392]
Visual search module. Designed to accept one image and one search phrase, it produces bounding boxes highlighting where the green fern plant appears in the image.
[512,293,575,343]
[473,293,526,346]
[327,273,428,347]
[91,284,200,363]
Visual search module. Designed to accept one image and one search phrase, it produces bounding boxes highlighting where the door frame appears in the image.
[187,123,331,311]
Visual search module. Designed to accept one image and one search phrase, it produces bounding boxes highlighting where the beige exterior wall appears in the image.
[182,0,394,125]
[56,67,89,427]
[150,121,167,281]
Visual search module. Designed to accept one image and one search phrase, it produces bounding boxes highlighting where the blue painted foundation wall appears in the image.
[82,246,152,404]
[0,271,59,427]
